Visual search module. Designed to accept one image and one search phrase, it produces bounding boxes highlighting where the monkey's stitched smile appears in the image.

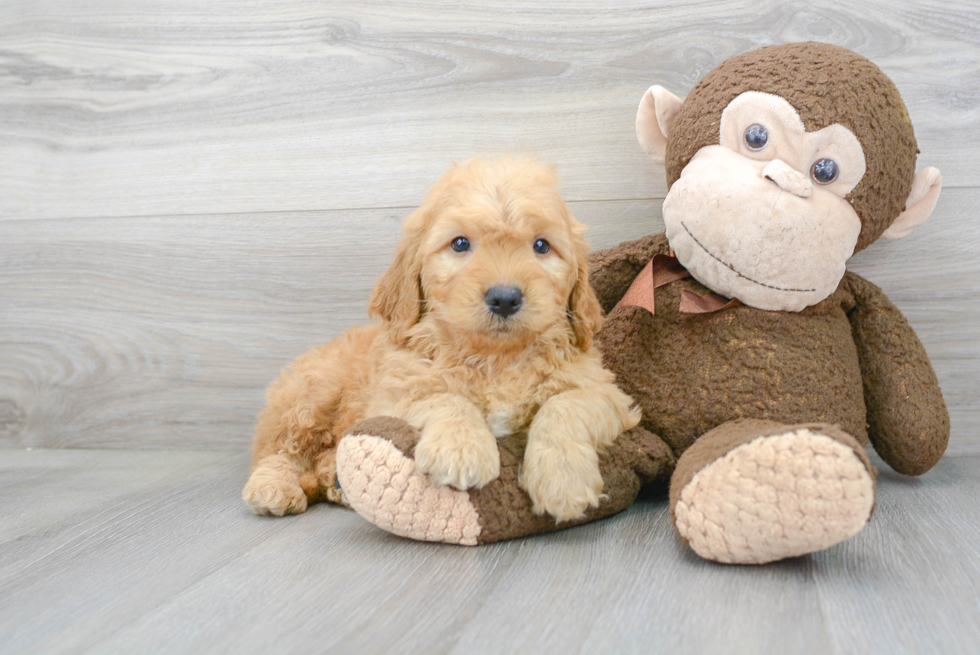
[680,222,816,293]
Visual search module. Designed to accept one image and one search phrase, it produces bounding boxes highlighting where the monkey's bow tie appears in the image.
[616,253,741,316]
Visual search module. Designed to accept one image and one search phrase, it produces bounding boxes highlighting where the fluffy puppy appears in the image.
[242,156,640,522]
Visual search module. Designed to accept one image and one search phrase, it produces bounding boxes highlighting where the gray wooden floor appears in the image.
[2,1,980,653]
[1,450,979,654]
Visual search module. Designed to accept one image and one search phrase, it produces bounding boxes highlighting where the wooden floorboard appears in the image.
[1,0,978,220]
[0,449,232,547]
[812,465,980,653]
[0,449,977,654]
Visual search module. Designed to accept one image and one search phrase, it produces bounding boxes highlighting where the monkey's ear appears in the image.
[636,85,684,164]
[882,167,943,240]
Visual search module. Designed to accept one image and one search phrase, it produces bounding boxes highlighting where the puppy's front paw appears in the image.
[242,468,308,516]
[521,440,603,523]
[414,427,500,490]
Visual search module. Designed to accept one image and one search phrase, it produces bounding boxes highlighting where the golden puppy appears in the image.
[242,156,640,522]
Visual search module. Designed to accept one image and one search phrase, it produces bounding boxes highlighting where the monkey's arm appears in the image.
[588,233,670,314]
[845,272,949,475]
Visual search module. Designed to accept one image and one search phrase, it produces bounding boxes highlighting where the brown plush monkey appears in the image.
[335,43,949,564]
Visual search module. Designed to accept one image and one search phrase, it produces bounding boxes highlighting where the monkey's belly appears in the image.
[597,291,866,457]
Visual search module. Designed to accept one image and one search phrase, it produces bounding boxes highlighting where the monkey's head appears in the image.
[637,42,942,311]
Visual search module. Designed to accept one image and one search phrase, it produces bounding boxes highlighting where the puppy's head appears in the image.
[369,156,602,351]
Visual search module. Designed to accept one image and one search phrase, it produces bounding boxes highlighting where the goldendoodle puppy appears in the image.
[242,156,640,521]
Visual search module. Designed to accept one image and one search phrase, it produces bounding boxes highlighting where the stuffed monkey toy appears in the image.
[334,42,949,564]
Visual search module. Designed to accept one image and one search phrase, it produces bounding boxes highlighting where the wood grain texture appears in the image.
[2,4,977,653]
[0,449,977,654]
[1,0,978,220]
[1,191,976,452]
[0,199,655,450]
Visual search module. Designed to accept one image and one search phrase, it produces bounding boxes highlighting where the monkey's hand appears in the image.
[846,272,949,475]
[588,233,670,314]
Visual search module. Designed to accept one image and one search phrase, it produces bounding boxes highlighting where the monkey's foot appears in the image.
[670,420,876,564]
[336,418,482,545]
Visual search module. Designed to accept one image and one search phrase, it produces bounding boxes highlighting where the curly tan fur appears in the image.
[243,156,640,521]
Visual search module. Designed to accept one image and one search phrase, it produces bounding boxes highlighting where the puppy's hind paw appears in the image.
[242,469,308,516]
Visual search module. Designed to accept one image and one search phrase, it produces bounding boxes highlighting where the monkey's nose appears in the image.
[485,286,524,318]
[763,159,813,198]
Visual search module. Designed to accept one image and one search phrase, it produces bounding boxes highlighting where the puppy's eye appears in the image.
[450,237,470,253]
[533,239,550,255]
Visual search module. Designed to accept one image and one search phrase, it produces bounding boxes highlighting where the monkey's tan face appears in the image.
[663,92,866,312]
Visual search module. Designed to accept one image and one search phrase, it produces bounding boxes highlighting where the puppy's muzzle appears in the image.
[485,286,523,319]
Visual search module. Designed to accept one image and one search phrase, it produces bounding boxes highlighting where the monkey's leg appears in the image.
[335,418,674,545]
[670,419,876,564]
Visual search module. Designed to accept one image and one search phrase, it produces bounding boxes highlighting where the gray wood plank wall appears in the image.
[2,0,978,452]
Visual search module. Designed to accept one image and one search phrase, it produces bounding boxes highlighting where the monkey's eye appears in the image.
[450,236,471,252]
[810,158,839,185]
[744,124,769,151]
[533,238,551,255]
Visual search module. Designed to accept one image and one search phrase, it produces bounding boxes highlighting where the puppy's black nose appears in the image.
[485,286,523,319]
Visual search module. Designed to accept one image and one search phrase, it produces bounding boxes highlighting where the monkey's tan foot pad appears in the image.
[336,418,482,546]
[671,424,876,564]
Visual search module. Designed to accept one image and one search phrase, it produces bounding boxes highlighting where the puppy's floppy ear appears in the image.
[369,208,427,340]
[566,218,603,350]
